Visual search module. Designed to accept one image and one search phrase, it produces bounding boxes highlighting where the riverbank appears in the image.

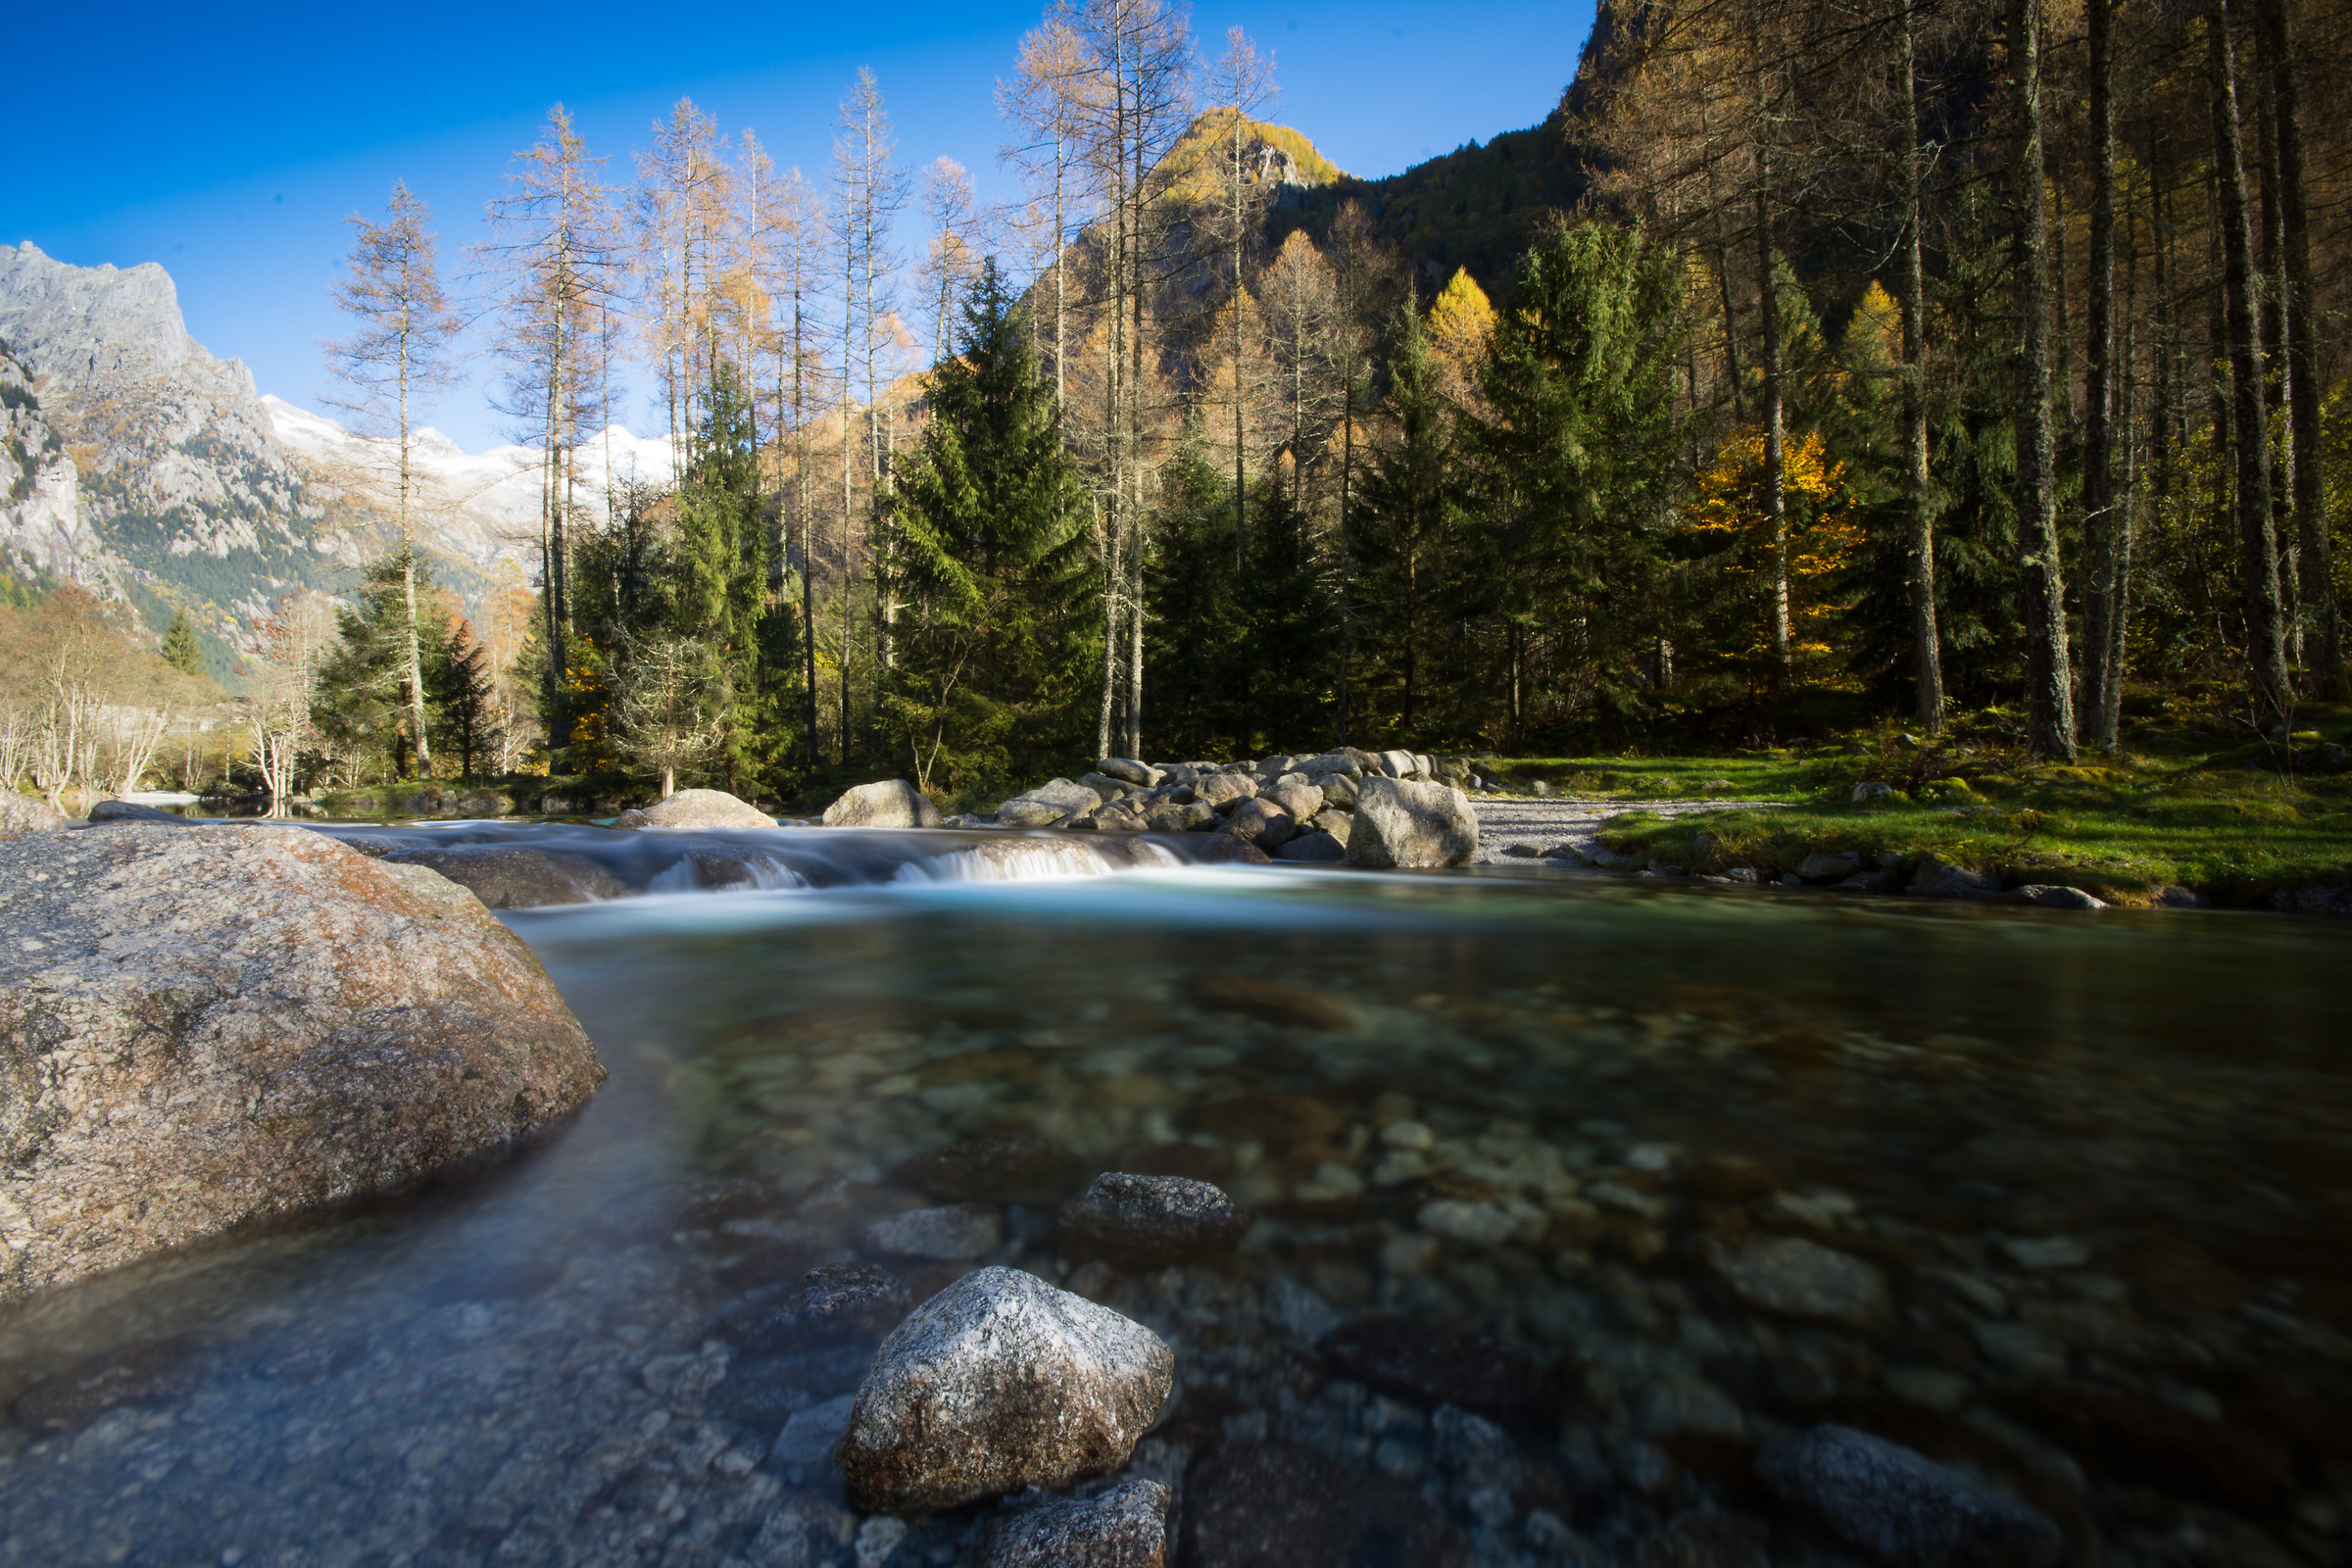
[1459,717,2352,909]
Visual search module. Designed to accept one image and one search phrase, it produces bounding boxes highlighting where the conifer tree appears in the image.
[160,612,205,679]
[1356,302,1460,739]
[431,622,496,778]
[880,265,1095,790]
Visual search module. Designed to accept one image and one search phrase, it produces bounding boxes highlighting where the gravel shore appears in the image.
[1469,798,1783,865]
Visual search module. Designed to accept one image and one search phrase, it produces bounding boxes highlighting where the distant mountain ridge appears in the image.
[0,242,671,679]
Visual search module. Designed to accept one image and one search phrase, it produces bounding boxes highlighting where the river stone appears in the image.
[1096,758,1161,788]
[1317,773,1359,808]
[2001,884,2106,909]
[834,1266,1175,1514]
[1192,834,1272,865]
[898,1134,1088,1204]
[1702,1235,1888,1327]
[1757,1424,2061,1567]
[1908,854,1998,898]
[1192,772,1257,808]
[1273,831,1346,862]
[1796,851,1863,881]
[821,779,944,829]
[0,824,604,1301]
[0,794,69,832]
[793,1263,915,1340]
[619,787,777,830]
[1178,1438,1468,1568]
[1057,1173,1250,1267]
[381,846,631,908]
[1319,1316,1553,1430]
[85,799,194,825]
[1345,778,1479,868]
[1260,778,1323,819]
[1221,798,1297,848]
[858,1202,1004,1260]
[1147,801,1218,833]
[982,1478,1169,1568]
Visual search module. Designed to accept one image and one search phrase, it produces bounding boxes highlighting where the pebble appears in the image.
[1416,1200,1517,1247]
[1702,1235,1889,1327]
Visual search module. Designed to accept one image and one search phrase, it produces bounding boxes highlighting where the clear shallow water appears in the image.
[1,848,2348,1567]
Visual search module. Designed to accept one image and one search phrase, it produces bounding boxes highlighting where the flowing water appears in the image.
[1,825,2347,1567]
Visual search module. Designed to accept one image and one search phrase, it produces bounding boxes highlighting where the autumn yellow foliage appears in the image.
[1686,427,1860,667]
[1426,268,1496,383]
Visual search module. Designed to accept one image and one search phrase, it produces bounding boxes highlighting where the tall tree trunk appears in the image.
[2206,0,2290,722]
[1231,111,1250,570]
[1898,2,1944,732]
[1749,0,1791,681]
[2252,24,2298,648]
[399,335,431,777]
[2258,0,2341,693]
[1337,363,1355,745]
[2011,0,2077,759]
[2102,174,2142,737]
[2082,0,2121,747]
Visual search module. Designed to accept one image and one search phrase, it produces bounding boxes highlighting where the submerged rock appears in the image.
[1191,835,1273,865]
[1177,1439,1468,1568]
[381,845,630,908]
[1318,1316,1553,1430]
[793,1263,915,1340]
[0,825,603,1301]
[2001,884,2107,909]
[897,1133,1089,1205]
[982,1478,1170,1568]
[10,1335,202,1431]
[1345,778,1479,868]
[1757,1424,2061,1567]
[1702,1235,1889,1327]
[1057,1173,1250,1267]
[858,1202,1004,1261]
[834,1266,1174,1514]
[822,779,945,829]
[616,787,777,830]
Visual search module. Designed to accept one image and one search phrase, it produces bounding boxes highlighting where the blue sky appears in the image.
[7,0,1593,451]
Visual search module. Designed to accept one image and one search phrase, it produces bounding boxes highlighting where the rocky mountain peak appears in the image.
[0,242,251,402]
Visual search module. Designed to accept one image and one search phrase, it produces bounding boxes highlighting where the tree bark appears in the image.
[2206,0,2290,722]
[2010,0,2077,759]
[1750,0,1791,681]
[2082,0,2121,747]
[2257,0,2341,694]
[1897,2,1944,732]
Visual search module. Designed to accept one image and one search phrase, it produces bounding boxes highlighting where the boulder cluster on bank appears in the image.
[833,750,1483,868]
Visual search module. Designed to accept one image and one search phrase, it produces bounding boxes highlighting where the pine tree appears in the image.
[878,264,1094,792]
[431,622,497,778]
[160,612,205,678]
[1355,302,1460,741]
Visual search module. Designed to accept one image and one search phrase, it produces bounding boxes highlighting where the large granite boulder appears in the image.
[822,779,945,829]
[0,794,69,833]
[1344,778,1479,868]
[0,824,605,1301]
[380,845,630,908]
[834,1266,1174,1514]
[994,779,1102,829]
[615,788,775,830]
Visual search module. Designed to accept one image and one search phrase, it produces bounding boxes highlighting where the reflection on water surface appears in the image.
[2,862,2347,1567]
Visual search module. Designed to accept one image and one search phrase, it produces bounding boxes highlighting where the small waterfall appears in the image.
[892,836,1185,884]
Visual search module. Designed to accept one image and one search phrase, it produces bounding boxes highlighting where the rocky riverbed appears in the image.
[0,871,2343,1567]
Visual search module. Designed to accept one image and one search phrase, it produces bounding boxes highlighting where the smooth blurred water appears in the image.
[1,846,2346,1567]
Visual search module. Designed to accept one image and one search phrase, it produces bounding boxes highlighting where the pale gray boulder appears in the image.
[618,788,776,830]
[0,794,68,833]
[1260,777,1324,820]
[1220,798,1297,849]
[380,846,630,908]
[982,1479,1170,1568]
[834,1266,1175,1514]
[0,824,604,1301]
[994,779,1102,828]
[1344,777,1479,868]
[821,779,945,829]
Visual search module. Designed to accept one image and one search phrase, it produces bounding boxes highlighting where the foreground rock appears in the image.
[0,824,605,1301]
[1057,1173,1250,1267]
[982,1479,1170,1568]
[615,788,775,830]
[822,779,946,828]
[1758,1424,2062,1566]
[0,794,68,833]
[380,845,630,908]
[834,1266,1174,1514]
[1344,777,1481,868]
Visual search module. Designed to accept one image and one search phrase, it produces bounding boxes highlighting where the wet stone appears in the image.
[1702,1234,1889,1327]
[1056,1173,1251,1268]
[10,1336,201,1432]
[1757,1423,2061,1567]
[1318,1316,1555,1431]
[895,1134,1088,1205]
[1177,1438,1469,1568]
[794,1262,915,1341]
[981,1478,1170,1568]
[773,1392,858,1467]
[858,1202,1003,1261]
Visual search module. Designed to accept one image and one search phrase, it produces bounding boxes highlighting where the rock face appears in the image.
[983,1479,1170,1568]
[822,779,945,829]
[380,846,629,908]
[0,824,605,1301]
[1344,778,1480,868]
[0,794,69,833]
[1757,1424,2062,1567]
[617,788,776,830]
[1057,1173,1250,1267]
[834,1266,1175,1515]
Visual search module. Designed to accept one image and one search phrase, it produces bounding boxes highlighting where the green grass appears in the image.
[1479,708,2352,907]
